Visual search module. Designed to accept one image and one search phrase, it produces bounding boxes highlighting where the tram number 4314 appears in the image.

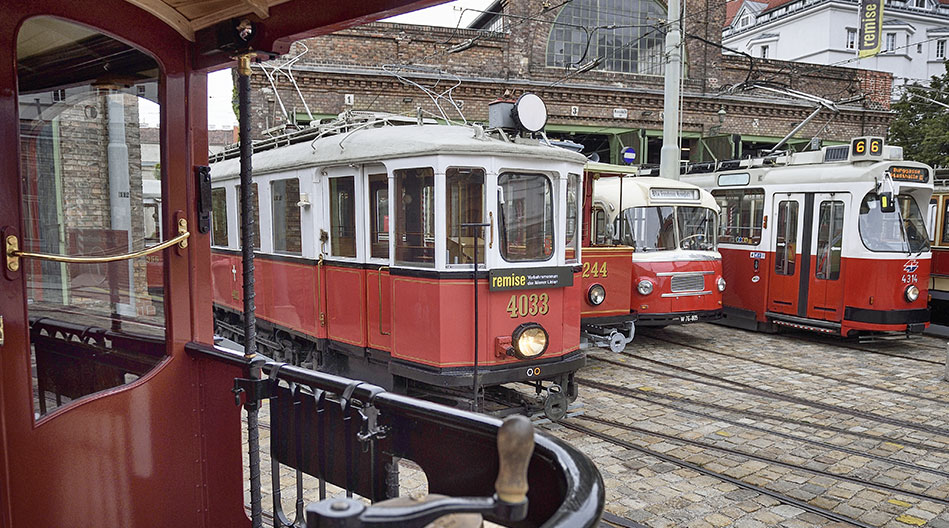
[506,293,550,318]
[902,274,918,284]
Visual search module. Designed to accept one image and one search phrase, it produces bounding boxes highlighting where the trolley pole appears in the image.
[237,52,264,528]
[463,222,490,413]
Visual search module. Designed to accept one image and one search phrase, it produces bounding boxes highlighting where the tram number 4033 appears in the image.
[506,293,550,318]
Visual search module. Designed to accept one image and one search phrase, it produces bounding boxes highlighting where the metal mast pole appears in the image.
[238,52,263,528]
[659,0,683,181]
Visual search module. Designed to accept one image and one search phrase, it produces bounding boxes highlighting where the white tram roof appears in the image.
[210,123,587,180]
[680,145,933,190]
[587,163,719,216]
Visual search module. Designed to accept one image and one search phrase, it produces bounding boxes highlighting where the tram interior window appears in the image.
[942,199,949,244]
[395,168,435,266]
[498,173,554,262]
[272,178,301,255]
[237,184,261,249]
[593,207,609,245]
[713,189,764,244]
[816,201,844,280]
[774,200,798,275]
[211,188,229,246]
[617,207,676,251]
[446,167,485,265]
[858,192,930,253]
[369,174,389,259]
[330,177,357,258]
[566,173,580,262]
[676,207,717,251]
[17,16,167,419]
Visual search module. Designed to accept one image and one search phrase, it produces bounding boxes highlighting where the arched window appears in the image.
[546,0,669,75]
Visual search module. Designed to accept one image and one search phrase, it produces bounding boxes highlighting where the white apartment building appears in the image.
[723,0,949,96]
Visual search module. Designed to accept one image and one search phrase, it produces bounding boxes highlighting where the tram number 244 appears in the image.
[581,261,608,278]
[507,293,550,318]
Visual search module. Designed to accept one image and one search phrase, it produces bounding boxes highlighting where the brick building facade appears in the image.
[244,0,895,164]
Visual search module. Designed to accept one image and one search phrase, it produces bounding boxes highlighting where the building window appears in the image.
[760,45,769,58]
[884,33,896,52]
[938,40,946,58]
[546,0,668,75]
[918,43,923,53]
[846,29,857,49]
[740,15,750,27]
[914,0,926,7]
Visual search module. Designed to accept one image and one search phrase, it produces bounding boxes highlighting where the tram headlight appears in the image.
[588,284,606,306]
[904,284,920,303]
[716,276,727,292]
[637,279,654,296]
[511,323,549,360]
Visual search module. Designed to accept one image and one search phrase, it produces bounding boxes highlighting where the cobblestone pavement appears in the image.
[242,325,949,527]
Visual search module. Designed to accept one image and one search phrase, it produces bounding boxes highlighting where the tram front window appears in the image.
[17,17,166,418]
[498,173,554,262]
[858,192,930,253]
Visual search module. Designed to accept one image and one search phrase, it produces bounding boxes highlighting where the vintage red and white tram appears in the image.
[0,2,604,527]
[681,137,933,336]
[580,162,724,351]
[927,172,949,335]
[209,109,588,415]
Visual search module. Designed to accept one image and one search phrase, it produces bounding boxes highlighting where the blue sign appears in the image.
[622,147,637,164]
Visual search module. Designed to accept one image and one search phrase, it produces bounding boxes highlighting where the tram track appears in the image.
[568,413,949,506]
[638,332,949,406]
[788,333,945,365]
[559,419,877,528]
[589,351,949,440]
[576,376,949,456]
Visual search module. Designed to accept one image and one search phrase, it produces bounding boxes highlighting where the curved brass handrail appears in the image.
[11,231,189,264]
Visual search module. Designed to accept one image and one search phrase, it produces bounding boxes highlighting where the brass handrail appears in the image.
[12,232,189,263]
[9,218,190,266]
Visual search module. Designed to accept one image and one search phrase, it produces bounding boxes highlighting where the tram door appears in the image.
[768,194,804,315]
[807,194,848,321]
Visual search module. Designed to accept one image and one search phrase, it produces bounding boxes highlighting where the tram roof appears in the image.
[210,124,588,179]
[680,158,934,189]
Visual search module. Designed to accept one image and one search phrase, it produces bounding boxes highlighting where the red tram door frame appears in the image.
[766,192,849,325]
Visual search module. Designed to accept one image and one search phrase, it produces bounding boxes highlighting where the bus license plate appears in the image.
[679,314,699,322]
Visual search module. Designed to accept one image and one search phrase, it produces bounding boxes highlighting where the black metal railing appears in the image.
[188,342,605,527]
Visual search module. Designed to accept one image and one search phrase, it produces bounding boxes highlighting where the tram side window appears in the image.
[237,184,261,249]
[330,177,356,258]
[774,201,798,276]
[16,17,167,418]
[446,167,485,265]
[566,173,580,262]
[369,174,389,259]
[942,198,949,245]
[713,189,764,245]
[498,173,554,262]
[211,188,229,246]
[272,178,301,255]
[395,168,435,267]
[816,201,844,280]
[593,207,609,245]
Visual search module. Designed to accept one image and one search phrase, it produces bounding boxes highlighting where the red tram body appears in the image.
[579,163,724,349]
[209,118,588,411]
[681,138,933,336]
[0,2,604,527]
[927,174,949,334]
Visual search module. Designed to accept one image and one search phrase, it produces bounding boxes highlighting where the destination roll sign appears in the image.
[489,266,574,291]
[889,166,929,183]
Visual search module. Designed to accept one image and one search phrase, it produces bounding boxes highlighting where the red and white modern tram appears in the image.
[580,162,724,350]
[0,2,604,527]
[681,137,933,336]
[209,104,588,416]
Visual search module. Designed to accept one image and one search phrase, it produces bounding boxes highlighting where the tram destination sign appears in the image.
[489,266,574,291]
[889,166,929,183]
[649,188,700,201]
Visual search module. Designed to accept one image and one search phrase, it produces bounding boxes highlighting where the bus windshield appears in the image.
[616,206,717,252]
[858,192,929,253]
